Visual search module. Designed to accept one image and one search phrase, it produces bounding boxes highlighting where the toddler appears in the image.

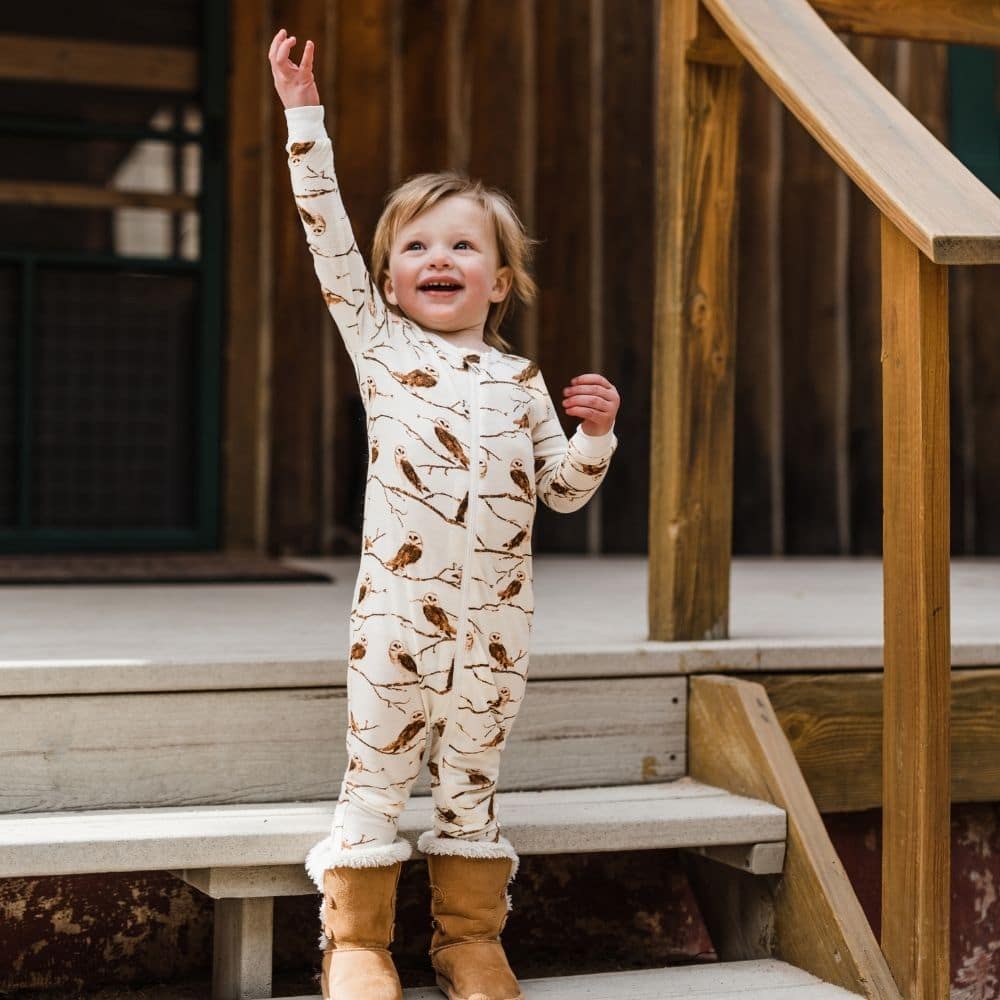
[269,28,620,1000]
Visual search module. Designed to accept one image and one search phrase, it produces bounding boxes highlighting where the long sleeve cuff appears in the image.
[285,104,327,144]
[572,422,617,458]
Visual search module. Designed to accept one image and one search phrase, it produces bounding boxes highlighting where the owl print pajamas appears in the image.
[284,107,618,869]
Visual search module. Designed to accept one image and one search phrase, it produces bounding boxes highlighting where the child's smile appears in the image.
[383,194,512,345]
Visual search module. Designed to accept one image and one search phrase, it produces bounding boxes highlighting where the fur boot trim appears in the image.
[305,834,412,892]
[417,831,520,879]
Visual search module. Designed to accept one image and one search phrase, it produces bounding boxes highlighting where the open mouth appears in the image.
[419,281,463,297]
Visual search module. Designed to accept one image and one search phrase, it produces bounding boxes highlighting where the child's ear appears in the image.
[383,274,397,305]
[491,265,513,302]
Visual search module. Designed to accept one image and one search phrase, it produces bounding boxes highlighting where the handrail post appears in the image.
[880,215,951,999]
[650,0,742,641]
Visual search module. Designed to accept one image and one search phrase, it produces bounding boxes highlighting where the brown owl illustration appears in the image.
[370,438,379,465]
[289,140,316,163]
[322,286,347,307]
[467,769,492,788]
[349,636,367,661]
[386,531,423,571]
[433,718,446,739]
[482,726,508,749]
[514,411,530,429]
[422,593,456,637]
[491,687,512,710]
[357,573,372,603]
[394,445,429,493]
[388,640,419,675]
[488,633,515,669]
[503,528,527,551]
[393,365,438,388]
[348,753,364,773]
[514,361,539,384]
[497,570,525,602]
[363,375,377,403]
[534,456,545,474]
[509,458,533,498]
[456,492,468,523]
[434,418,469,467]
[296,205,325,235]
[378,710,426,753]
[463,629,475,654]
[550,481,574,497]
[436,806,459,824]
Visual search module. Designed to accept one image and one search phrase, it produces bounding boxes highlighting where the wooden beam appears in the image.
[650,0,743,641]
[0,34,196,92]
[880,215,951,1000]
[704,0,1000,263]
[811,0,1000,47]
[688,674,901,999]
[0,181,196,213]
[222,0,271,552]
[760,670,1000,813]
[212,896,273,1000]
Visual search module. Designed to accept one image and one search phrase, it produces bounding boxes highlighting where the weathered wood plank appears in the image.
[760,670,1000,812]
[280,958,863,999]
[0,34,196,91]
[811,0,1000,47]
[688,674,900,998]
[599,0,656,554]
[880,213,951,1000]
[705,0,1000,263]
[0,678,685,812]
[224,0,271,552]
[213,896,273,1000]
[651,0,743,640]
[0,780,782,878]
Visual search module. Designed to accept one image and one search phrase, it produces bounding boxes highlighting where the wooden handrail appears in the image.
[811,0,1000,47]
[703,0,1000,264]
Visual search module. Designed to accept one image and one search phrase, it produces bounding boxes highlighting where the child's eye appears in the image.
[405,241,423,251]
[456,240,471,249]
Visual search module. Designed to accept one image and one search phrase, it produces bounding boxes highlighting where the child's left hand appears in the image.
[561,373,620,436]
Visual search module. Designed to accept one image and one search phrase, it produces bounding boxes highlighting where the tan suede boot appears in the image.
[423,847,524,1000]
[306,835,413,1000]
[319,862,404,1000]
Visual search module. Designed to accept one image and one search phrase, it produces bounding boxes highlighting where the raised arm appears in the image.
[268,30,387,375]
[526,367,618,513]
[284,106,388,371]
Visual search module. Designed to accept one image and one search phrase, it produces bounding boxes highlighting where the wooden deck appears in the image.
[1,555,998,697]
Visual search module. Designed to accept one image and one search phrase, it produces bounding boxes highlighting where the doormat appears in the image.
[0,552,335,585]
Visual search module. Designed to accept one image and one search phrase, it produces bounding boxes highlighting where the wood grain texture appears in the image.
[534,0,594,553]
[704,0,1000,263]
[268,0,329,553]
[880,215,951,1000]
[811,0,1000,47]
[224,0,271,553]
[733,72,782,555]
[599,0,656,554]
[688,674,901,998]
[0,33,197,91]
[0,678,685,812]
[760,670,1000,813]
[650,0,743,640]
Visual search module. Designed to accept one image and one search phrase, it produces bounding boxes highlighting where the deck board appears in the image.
[1,556,998,696]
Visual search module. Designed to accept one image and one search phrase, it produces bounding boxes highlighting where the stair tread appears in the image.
[0,779,785,878]
[276,959,859,998]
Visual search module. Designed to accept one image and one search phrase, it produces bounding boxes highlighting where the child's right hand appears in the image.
[268,28,320,109]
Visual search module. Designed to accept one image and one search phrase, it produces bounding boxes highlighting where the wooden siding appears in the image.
[247,7,1000,557]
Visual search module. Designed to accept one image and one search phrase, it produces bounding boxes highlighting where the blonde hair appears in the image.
[371,171,540,353]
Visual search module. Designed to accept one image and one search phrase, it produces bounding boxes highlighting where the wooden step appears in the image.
[0,779,785,882]
[276,959,860,998]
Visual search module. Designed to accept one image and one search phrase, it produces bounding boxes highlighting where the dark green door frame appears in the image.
[0,0,226,553]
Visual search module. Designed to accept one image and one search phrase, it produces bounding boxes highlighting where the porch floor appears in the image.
[2,555,998,696]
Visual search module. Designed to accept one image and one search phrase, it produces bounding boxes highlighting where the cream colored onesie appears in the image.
[284,106,618,881]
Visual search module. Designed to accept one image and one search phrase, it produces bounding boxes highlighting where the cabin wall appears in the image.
[254,7,1000,559]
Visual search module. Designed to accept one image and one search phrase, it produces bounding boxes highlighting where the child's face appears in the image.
[383,195,512,338]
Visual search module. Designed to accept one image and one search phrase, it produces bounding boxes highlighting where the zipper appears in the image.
[444,363,480,730]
